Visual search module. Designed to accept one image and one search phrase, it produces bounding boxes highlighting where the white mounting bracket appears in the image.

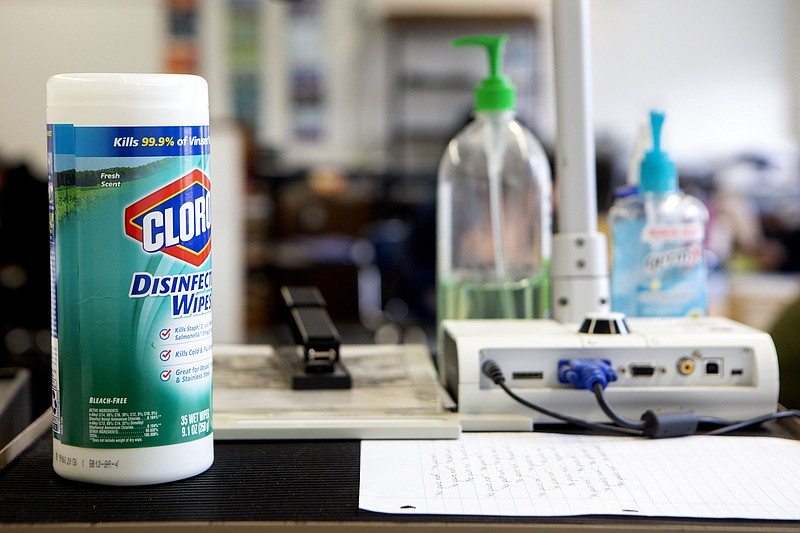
[552,0,610,323]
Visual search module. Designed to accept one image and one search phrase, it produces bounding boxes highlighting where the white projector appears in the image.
[440,315,780,431]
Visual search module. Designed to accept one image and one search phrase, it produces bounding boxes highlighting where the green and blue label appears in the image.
[48,124,213,449]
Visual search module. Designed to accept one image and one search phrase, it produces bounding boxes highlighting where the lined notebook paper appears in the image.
[360,432,800,519]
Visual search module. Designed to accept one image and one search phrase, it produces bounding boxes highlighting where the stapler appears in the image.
[277,286,352,390]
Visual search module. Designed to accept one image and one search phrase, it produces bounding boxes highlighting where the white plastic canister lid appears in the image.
[47,73,208,108]
[47,73,209,126]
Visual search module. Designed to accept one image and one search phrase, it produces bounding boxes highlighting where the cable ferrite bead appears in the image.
[641,410,699,438]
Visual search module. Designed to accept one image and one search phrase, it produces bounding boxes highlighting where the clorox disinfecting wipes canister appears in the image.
[47,74,213,485]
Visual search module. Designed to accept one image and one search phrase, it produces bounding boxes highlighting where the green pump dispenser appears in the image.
[639,110,678,193]
[452,34,516,112]
[436,31,553,358]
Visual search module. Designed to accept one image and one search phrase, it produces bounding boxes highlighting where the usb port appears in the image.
[705,359,722,375]
[512,371,544,380]
[629,364,656,377]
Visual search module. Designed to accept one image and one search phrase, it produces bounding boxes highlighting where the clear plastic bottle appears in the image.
[608,187,644,317]
[610,111,709,317]
[437,35,552,332]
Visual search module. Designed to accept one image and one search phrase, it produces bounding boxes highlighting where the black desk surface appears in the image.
[2,424,800,532]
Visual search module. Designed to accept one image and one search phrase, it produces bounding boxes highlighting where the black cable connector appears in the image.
[482,360,506,386]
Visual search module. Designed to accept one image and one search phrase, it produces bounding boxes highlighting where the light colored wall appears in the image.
[0,0,798,174]
[0,0,246,342]
[0,0,163,175]
[590,0,798,161]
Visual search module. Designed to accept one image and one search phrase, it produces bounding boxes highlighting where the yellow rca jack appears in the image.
[677,357,696,376]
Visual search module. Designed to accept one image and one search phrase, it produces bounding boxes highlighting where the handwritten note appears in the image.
[359,433,800,519]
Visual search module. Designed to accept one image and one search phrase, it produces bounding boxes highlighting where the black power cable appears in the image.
[706,409,800,435]
[483,360,640,436]
[483,359,800,439]
[591,382,646,431]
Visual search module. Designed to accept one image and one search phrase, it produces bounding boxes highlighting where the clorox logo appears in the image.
[124,169,211,267]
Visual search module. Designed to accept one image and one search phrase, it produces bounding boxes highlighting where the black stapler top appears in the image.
[279,286,351,389]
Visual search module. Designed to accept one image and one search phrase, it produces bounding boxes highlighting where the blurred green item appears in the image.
[769,295,800,409]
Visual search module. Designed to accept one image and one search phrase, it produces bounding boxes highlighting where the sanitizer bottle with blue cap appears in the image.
[609,110,709,317]
[436,34,552,350]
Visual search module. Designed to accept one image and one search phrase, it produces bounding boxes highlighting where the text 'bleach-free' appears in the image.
[47,74,214,485]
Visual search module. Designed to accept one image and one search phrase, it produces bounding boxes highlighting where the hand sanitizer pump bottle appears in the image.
[436,34,552,344]
[610,111,709,317]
